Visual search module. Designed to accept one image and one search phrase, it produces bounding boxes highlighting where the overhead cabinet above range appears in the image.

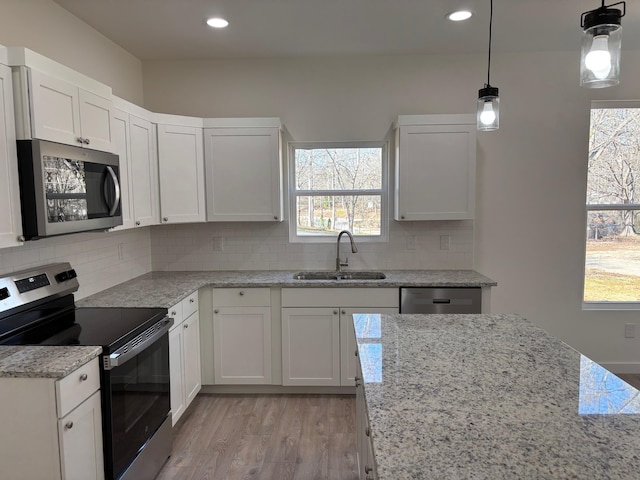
[394,114,477,221]
[9,48,113,152]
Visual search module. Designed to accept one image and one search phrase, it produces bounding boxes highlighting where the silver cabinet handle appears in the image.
[333,310,338,315]
[190,298,195,303]
[341,309,346,314]
[163,217,168,222]
[65,421,74,430]
[76,137,84,144]
[365,466,373,474]
[365,426,370,437]
[401,215,405,219]
[184,323,189,329]
[354,349,358,357]
[136,221,141,226]
[239,291,245,296]
[84,138,91,145]
[214,309,219,314]
[171,311,177,316]
[79,373,88,382]
[274,216,278,220]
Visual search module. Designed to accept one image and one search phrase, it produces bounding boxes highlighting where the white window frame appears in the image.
[583,100,640,310]
[288,141,389,243]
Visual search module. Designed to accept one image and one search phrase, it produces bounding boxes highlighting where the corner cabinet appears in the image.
[157,117,206,224]
[394,114,476,221]
[0,57,23,248]
[168,291,201,426]
[203,118,283,222]
[0,357,104,480]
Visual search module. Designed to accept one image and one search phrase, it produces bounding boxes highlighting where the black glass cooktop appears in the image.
[0,295,167,353]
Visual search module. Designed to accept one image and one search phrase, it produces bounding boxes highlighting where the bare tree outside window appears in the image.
[290,143,387,241]
[585,105,640,303]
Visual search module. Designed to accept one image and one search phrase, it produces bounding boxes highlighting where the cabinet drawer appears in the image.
[213,288,271,307]
[56,357,100,418]
[168,300,184,331]
[183,291,199,318]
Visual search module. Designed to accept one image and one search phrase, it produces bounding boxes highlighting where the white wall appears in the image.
[0,0,150,298]
[142,51,640,368]
[0,0,143,103]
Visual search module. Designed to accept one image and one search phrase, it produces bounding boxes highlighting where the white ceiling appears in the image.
[53,0,640,60]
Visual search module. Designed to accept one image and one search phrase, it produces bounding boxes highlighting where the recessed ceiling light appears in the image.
[206,17,229,28]
[446,10,473,21]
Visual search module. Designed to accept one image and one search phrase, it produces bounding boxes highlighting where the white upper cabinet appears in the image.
[109,107,134,230]
[0,54,23,248]
[129,114,159,227]
[156,116,205,224]
[8,48,113,152]
[394,114,476,221]
[203,118,283,222]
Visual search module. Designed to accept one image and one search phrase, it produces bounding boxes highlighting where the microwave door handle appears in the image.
[105,166,121,216]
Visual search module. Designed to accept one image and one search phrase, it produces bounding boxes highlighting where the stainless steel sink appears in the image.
[293,271,386,280]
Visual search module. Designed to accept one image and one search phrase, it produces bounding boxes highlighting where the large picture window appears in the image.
[584,102,640,306]
[289,142,388,242]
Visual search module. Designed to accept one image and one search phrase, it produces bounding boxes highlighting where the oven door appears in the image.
[102,325,171,480]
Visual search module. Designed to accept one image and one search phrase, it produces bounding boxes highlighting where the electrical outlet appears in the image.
[440,235,451,251]
[407,235,416,250]
[212,237,224,252]
[625,323,636,338]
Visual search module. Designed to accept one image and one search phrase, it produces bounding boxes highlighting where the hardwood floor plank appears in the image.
[157,394,357,480]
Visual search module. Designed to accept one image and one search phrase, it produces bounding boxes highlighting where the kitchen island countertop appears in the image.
[77,269,496,308]
[355,313,640,480]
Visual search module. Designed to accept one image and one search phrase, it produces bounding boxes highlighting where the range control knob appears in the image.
[55,269,77,283]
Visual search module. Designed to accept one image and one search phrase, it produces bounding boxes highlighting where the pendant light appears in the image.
[580,1,625,88]
[477,0,499,131]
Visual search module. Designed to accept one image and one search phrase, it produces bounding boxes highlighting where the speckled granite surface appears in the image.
[0,346,101,378]
[355,313,640,480]
[77,270,496,308]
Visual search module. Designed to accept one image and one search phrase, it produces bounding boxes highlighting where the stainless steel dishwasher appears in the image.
[400,287,482,314]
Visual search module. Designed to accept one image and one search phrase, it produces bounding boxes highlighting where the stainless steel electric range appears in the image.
[0,263,173,480]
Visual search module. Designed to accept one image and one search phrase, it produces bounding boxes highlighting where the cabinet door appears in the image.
[0,63,22,247]
[204,127,283,221]
[129,115,159,227]
[157,124,205,224]
[182,311,202,408]
[29,68,82,146]
[78,89,112,152]
[58,390,104,480]
[169,325,185,426]
[110,108,134,230]
[281,307,340,386]
[340,308,398,387]
[395,122,476,220]
[213,306,272,384]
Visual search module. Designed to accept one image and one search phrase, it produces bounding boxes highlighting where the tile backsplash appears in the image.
[151,221,473,271]
[0,229,152,299]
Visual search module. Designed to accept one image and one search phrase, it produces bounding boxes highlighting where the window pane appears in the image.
[295,195,381,236]
[294,147,382,191]
[585,210,640,302]
[587,108,640,205]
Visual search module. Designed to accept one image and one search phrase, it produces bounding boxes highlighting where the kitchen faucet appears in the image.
[336,230,358,273]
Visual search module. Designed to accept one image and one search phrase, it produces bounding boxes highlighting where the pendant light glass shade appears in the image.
[477,0,499,132]
[477,86,499,131]
[580,2,624,88]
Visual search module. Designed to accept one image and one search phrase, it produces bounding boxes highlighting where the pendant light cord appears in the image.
[487,0,493,87]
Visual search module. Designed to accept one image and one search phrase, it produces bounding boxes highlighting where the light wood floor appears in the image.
[156,394,359,480]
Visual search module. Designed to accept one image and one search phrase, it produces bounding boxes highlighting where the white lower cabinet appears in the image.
[168,291,201,426]
[212,288,272,384]
[281,288,398,387]
[0,357,104,480]
[356,359,377,480]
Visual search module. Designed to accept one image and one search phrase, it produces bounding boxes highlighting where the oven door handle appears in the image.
[103,317,173,370]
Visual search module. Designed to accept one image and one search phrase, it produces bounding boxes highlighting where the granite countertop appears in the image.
[0,346,102,379]
[355,313,640,480]
[77,269,496,308]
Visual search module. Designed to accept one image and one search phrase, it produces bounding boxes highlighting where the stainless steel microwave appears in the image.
[16,139,122,240]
